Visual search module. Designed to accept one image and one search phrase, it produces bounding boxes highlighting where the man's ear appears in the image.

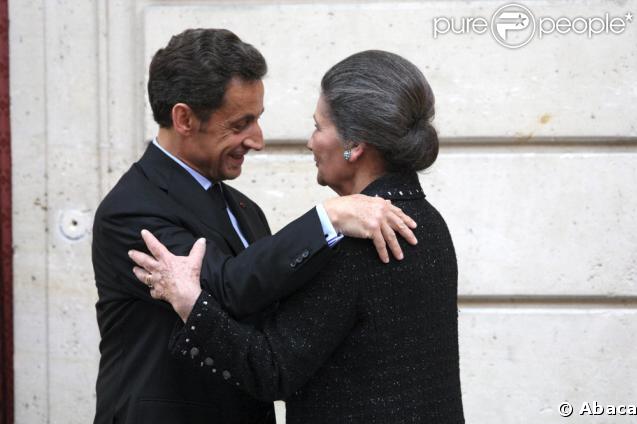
[171,103,196,136]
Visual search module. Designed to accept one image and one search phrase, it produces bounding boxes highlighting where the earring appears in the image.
[343,149,352,161]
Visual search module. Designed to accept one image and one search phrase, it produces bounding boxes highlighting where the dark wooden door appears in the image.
[0,0,13,422]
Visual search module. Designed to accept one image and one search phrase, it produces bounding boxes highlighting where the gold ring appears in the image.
[145,274,153,288]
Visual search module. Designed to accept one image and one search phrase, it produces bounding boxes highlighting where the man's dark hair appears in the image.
[321,50,438,172]
[148,28,267,128]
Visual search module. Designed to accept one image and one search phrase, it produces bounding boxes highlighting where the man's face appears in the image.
[184,78,265,181]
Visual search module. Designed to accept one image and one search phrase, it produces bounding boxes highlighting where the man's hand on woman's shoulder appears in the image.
[323,194,418,264]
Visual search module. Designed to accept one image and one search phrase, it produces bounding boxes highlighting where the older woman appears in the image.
[131,50,464,423]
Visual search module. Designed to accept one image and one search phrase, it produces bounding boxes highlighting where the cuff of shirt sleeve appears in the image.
[315,203,344,248]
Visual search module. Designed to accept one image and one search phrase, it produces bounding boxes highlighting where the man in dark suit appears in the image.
[92,29,416,424]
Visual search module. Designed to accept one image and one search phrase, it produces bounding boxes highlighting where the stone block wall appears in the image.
[9,1,636,422]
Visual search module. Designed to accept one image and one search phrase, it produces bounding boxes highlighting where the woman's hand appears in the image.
[129,229,206,322]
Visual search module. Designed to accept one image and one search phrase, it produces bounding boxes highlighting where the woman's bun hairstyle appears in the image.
[321,50,438,172]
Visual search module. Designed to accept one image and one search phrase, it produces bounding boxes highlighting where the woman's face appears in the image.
[307,95,353,194]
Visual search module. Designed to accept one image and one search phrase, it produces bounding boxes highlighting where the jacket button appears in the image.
[290,261,296,268]
[295,256,303,264]
[302,249,309,258]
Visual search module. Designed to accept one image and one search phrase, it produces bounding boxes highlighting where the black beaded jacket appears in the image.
[170,172,465,423]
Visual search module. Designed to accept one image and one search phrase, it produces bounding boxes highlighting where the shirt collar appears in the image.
[152,137,213,191]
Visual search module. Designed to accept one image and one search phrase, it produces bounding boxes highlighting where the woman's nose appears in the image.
[306,134,314,151]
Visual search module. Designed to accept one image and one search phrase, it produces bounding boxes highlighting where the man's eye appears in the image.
[234,117,257,132]
[233,121,250,132]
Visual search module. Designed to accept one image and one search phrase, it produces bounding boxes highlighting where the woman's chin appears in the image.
[316,173,327,187]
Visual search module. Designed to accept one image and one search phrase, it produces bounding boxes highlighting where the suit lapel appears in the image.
[222,184,258,245]
[137,142,245,255]
[208,184,246,253]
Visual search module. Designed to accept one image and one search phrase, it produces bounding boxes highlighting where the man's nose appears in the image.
[244,122,264,151]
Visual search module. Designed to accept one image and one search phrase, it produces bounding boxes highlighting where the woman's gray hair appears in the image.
[321,50,438,172]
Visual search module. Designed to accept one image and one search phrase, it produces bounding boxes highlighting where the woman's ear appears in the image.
[348,142,366,162]
[172,103,196,136]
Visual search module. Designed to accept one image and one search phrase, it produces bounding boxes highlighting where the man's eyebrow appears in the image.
[230,108,265,125]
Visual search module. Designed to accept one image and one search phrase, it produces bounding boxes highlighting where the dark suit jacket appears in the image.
[92,142,334,424]
[169,172,465,423]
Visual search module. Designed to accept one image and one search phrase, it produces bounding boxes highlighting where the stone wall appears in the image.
[9,0,637,423]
